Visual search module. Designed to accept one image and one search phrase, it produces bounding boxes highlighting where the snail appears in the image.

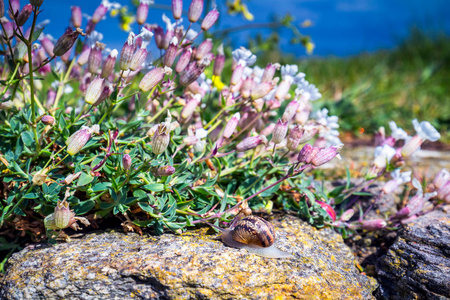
[208,215,293,258]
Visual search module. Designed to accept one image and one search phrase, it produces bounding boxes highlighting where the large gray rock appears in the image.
[376,211,450,299]
[1,215,377,299]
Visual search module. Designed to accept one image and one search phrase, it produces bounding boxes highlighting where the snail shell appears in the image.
[221,215,292,258]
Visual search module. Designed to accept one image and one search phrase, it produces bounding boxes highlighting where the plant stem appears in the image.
[147,98,174,123]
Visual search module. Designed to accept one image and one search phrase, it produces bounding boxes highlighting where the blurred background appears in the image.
[37,0,450,143]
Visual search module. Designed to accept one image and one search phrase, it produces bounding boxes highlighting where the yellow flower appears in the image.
[305,41,315,55]
[227,0,254,21]
[212,75,225,91]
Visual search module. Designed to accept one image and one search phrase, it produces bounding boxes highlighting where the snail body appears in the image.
[219,215,292,258]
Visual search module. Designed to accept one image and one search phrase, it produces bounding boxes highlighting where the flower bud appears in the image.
[340,209,354,222]
[91,1,108,24]
[119,32,136,70]
[16,4,33,26]
[0,0,4,18]
[272,119,288,144]
[9,0,20,17]
[297,143,318,164]
[122,154,132,170]
[137,0,151,25]
[172,0,182,19]
[181,97,200,119]
[401,135,422,157]
[213,44,225,77]
[41,115,55,125]
[139,67,172,92]
[230,64,244,86]
[195,38,212,60]
[77,44,91,66]
[54,200,74,229]
[236,135,268,152]
[437,181,450,200]
[32,168,48,185]
[316,201,336,221]
[360,219,387,231]
[0,100,14,110]
[152,129,170,155]
[179,59,209,86]
[153,165,176,176]
[223,113,240,138]
[101,49,118,78]
[201,9,219,31]
[250,82,273,101]
[311,145,342,166]
[44,214,58,230]
[433,169,450,189]
[66,125,99,155]
[129,48,148,71]
[85,77,105,105]
[282,100,300,122]
[275,79,291,100]
[53,28,84,57]
[39,35,54,57]
[71,6,82,27]
[286,126,303,151]
[88,41,105,74]
[93,82,112,106]
[153,25,164,49]
[188,0,203,23]
[175,48,192,73]
[63,172,82,185]
[85,19,96,35]
[261,63,280,83]
[382,179,401,194]
[164,37,178,67]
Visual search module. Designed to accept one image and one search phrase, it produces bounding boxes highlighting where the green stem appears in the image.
[27,22,40,152]
[147,98,174,123]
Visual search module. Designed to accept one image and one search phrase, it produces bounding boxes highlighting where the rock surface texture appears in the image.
[1,215,376,299]
[376,211,450,299]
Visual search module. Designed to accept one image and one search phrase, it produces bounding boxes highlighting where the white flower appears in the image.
[86,31,103,46]
[373,144,396,168]
[412,119,440,142]
[51,81,73,94]
[412,178,437,200]
[185,29,198,40]
[391,169,412,185]
[193,127,208,152]
[281,64,305,84]
[162,13,176,31]
[137,27,154,48]
[102,0,121,10]
[140,0,154,4]
[389,121,408,141]
[232,47,256,67]
[314,108,341,146]
[295,80,321,102]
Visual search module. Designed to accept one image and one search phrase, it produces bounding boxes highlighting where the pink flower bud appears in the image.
[54,200,75,229]
[382,179,400,194]
[153,26,164,50]
[63,172,82,185]
[53,28,84,57]
[251,82,273,100]
[122,154,132,170]
[261,63,280,83]
[16,4,32,26]
[340,209,354,222]
[360,219,387,231]
[91,2,108,24]
[240,78,254,99]
[316,201,336,221]
[188,0,203,23]
[39,35,54,57]
[88,42,105,74]
[164,37,178,67]
[286,126,304,151]
[119,33,136,71]
[195,38,212,60]
[179,59,209,86]
[272,119,288,144]
[9,0,20,17]
[213,44,225,77]
[71,6,82,28]
[201,9,219,31]
[401,135,422,157]
[66,125,99,155]
[181,97,200,119]
[223,113,240,138]
[85,19,96,35]
[85,77,105,105]
[152,165,176,176]
[130,48,148,71]
[236,135,268,152]
[1,20,13,39]
[437,181,450,200]
[93,82,112,106]
[282,100,300,122]
[139,67,171,92]
[136,0,151,25]
[433,169,449,189]
[275,79,291,100]
[172,0,182,19]
[101,49,118,79]
[297,143,319,164]
[311,145,342,167]
[230,64,244,86]
[175,48,192,73]
[162,29,174,50]
[77,44,90,66]
[41,115,55,126]
[46,89,56,107]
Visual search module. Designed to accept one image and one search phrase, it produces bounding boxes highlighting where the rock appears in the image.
[375,211,450,299]
[1,215,377,300]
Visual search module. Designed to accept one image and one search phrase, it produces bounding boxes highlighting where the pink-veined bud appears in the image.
[172,0,182,19]
[282,100,300,122]
[152,25,164,49]
[54,200,75,229]
[272,119,288,144]
[360,219,387,231]
[39,35,54,57]
[152,165,176,176]
[129,48,148,71]
[101,49,118,78]
[91,2,108,24]
[122,154,132,170]
[213,44,225,77]
[401,135,422,157]
[88,41,105,74]
[261,63,280,83]
[136,0,151,25]
[77,44,90,66]
[93,81,112,106]
[41,115,55,126]
[152,128,170,155]
[275,79,291,100]
[175,48,192,73]
[223,113,240,138]
[164,37,178,67]
[62,172,82,185]
[162,29,174,50]
[437,181,450,200]
[230,64,244,86]
[188,0,203,23]
[16,4,32,26]
[46,89,56,107]
[297,143,319,164]
[236,135,268,152]
[311,145,342,166]
[53,28,84,57]
[1,20,13,39]
[286,126,304,151]
[382,179,401,194]
[433,169,450,189]
[316,201,336,221]
[85,77,105,105]
[119,32,136,70]
[9,0,20,17]
[251,82,273,101]
[201,9,219,31]
[181,96,200,119]
[66,125,100,155]
[71,6,82,27]
[179,58,209,86]
[85,19,96,35]
[139,67,172,92]
[340,209,354,222]
[240,78,254,99]
[195,38,212,60]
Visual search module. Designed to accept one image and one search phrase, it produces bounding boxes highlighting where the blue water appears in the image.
[31,0,450,57]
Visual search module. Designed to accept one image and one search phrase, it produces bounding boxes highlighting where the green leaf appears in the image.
[142,183,165,192]
[329,185,345,198]
[138,202,154,214]
[353,192,373,196]
[260,182,282,197]
[31,27,45,42]
[77,172,94,187]
[73,200,95,215]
